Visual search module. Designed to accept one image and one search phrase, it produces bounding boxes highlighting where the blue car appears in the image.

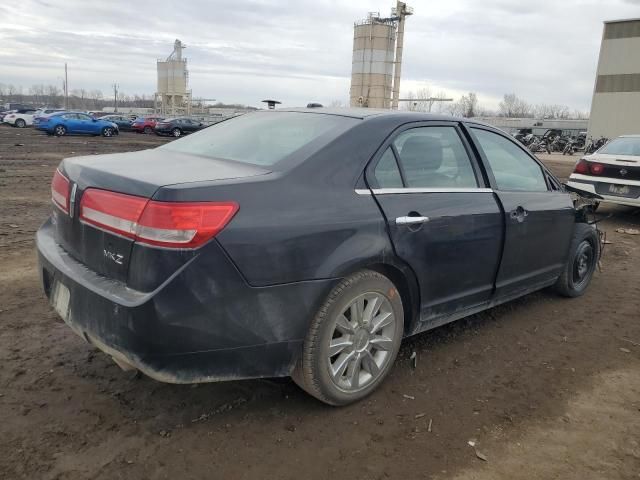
[36,112,119,137]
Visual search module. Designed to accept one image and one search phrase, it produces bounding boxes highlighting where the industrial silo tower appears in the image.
[155,39,192,116]
[350,1,413,109]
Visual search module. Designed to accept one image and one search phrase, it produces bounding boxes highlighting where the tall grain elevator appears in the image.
[350,2,413,109]
[155,39,192,116]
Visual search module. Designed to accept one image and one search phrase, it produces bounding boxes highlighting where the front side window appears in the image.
[392,126,478,188]
[472,128,548,192]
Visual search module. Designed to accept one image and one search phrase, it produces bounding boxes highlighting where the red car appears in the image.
[131,116,164,134]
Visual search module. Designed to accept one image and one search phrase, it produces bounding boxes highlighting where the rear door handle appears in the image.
[396,216,430,225]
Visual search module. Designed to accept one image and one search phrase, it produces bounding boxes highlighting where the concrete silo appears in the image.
[350,2,413,109]
[155,39,192,116]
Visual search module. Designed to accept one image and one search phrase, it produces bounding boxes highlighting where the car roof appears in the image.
[262,107,475,124]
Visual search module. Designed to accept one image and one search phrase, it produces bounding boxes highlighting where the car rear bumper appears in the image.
[37,219,335,383]
[567,176,640,207]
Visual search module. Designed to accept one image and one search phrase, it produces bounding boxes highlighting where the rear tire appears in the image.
[15,119,26,128]
[54,125,66,137]
[553,224,599,298]
[293,270,404,406]
[172,128,182,137]
[143,126,152,134]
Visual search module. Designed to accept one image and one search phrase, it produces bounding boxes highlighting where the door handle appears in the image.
[396,216,430,226]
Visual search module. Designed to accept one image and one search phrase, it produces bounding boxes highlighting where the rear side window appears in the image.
[472,128,548,192]
[374,148,403,188]
[160,112,358,166]
[392,126,478,188]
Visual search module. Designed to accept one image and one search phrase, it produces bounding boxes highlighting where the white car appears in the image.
[3,108,64,128]
[567,135,640,208]
[3,108,37,127]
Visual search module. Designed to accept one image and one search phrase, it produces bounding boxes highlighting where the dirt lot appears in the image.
[1,125,639,480]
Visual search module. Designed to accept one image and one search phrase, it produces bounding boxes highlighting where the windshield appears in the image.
[598,137,640,156]
[159,111,359,166]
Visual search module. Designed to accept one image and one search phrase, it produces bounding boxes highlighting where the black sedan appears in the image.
[100,115,134,131]
[154,117,205,137]
[37,109,600,405]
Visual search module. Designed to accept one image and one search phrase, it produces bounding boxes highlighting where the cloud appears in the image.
[1,0,638,110]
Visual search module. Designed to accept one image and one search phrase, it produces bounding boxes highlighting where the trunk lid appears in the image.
[587,153,640,181]
[54,149,269,284]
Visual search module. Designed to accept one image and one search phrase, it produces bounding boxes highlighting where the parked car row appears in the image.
[2,108,207,138]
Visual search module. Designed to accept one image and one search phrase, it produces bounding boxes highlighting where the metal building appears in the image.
[588,19,640,139]
[350,2,413,109]
[155,39,192,116]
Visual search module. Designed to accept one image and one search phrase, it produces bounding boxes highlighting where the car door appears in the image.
[366,122,504,327]
[75,113,95,133]
[467,125,575,299]
[184,119,196,133]
[62,114,81,133]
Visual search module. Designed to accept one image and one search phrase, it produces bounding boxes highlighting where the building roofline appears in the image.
[603,17,640,24]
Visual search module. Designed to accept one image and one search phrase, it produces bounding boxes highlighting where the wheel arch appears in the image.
[327,258,421,338]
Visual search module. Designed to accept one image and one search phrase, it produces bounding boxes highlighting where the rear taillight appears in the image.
[574,159,589,175]
[79,189,238,249]
[80,189,147,238]
[51,169,70,213]
[589,163,605,175]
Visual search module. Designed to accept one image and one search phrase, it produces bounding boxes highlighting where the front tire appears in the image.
[553,224,599,298]
[143,126,152,134]
[171,127,182,137]
[54,125,67,137]
[15,119,26,128]
[102,127,114,137]
[293,270,404,406]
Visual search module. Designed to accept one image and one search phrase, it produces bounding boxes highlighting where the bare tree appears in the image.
[89,89,104,109]
[459,92,479,118]
[533,103,571,119]
[499,93,532,118]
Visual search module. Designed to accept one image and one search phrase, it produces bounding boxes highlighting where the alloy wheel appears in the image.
[327,292,396,393]
[172,128,181,137]
[55,126,66,136]
[103,127,113,137]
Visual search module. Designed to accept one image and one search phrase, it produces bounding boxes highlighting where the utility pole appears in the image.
[112,83,119,113]
[64,63,69,110]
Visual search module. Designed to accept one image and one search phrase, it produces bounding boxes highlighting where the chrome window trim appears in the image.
[356,187,493,195]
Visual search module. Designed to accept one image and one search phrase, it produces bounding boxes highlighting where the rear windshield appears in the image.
[598,137,640,156]
[159,111,358,166]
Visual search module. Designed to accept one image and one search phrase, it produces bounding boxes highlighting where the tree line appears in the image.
[0,83,154,110]
[402,89,588,119]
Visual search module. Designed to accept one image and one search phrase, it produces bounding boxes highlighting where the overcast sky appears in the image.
[1,0,639,111]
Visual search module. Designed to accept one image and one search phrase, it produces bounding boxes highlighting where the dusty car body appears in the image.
[37,109,600,405]
[567,135,640,208]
